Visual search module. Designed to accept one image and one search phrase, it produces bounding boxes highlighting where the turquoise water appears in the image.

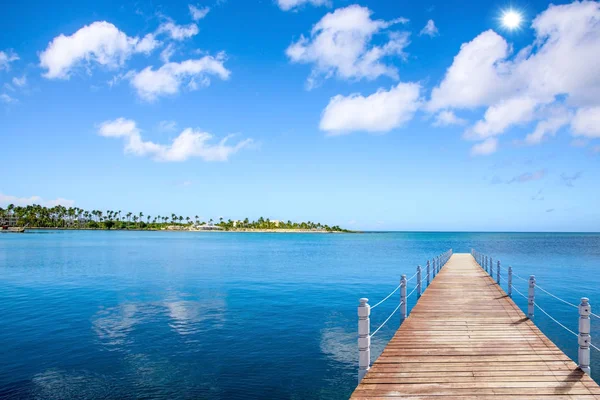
[1,231,599,399]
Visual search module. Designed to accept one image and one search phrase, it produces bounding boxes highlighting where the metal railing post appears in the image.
[417,265,422,298]
[528,275,536,318]
[358,298,371,382]
[490,257,494,278]
[497,260,500,284]
[427,260,430,286]
[400,275,407,321]
[485,256,488,273]
[578,298,591,375]
[433,257,436,278]
[508,266,513,297]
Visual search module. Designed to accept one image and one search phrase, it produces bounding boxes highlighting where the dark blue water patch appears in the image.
[0,231,599,399]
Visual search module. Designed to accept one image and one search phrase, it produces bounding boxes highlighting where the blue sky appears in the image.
[1,0,599,231]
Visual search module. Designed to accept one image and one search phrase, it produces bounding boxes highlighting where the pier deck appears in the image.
[351,253,600,399]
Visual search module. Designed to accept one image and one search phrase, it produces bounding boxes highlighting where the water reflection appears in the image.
[164,297,226,337]
[31,369,116,400]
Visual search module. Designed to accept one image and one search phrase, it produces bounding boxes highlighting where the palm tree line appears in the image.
[0,204,348,232]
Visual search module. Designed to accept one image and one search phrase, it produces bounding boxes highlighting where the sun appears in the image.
[501,9,523,30]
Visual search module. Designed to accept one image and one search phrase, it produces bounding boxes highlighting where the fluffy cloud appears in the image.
[571,106,600,138]
[429,30,510,111]
[419,20,438,37]
[129,54,230,101]
[433,110,466,127]
[277,0,330,11]
[0,193,75,208]
[286,5,410,88]
[39,21,159,79]
[157,21,199,41]
[188,5,210,21]
[429,1,600,152]
[320,82,421,134]
[524,107,572,145]
[465,96,537,140]
[470,138,498,156]
[0,50,19,71]
[98,118,252,162]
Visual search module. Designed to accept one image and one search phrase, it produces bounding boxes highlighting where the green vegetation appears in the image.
[0,204,350,232]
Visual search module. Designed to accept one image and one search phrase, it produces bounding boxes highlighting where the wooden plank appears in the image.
[350,253,600,399]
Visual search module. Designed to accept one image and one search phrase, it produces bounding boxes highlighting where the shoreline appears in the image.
[25,227,357,233]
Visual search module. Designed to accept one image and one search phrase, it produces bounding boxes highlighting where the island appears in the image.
[0,204,352,233]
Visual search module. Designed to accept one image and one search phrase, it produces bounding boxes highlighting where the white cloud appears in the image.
[320,82,421,134]
[135,33,160,54]
[98,118,252,162]
[277,0,330,11]
[157,21,199,41]
[465,96,537,140]
[0,93,17,103]
[428,1,600,148]
[12,75,26,87]
[524,107,572,145]
[160,43,176,63]
[419,20,438,37]
[0,50,19,71]
[189,5,210,20]
[286,5,410,88]
[571,106,600,138]
[39,21,160,79]
[129,54,230,101]
[470,138,498,156]
[433,110,466,127]
[0,193,75,208]
[428,30,510,111]
[429,1,600,151]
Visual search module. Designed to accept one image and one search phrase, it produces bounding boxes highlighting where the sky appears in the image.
[1,0,599,232]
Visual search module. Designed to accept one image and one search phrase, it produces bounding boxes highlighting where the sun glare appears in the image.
[501,9,523,30]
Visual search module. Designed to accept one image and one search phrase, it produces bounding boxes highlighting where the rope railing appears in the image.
[472,247,596,376]
[371,302,403,338]
[357,248,453,382]
[370,284,401,310]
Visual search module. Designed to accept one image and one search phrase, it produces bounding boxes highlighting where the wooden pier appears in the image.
[352,253,600,399]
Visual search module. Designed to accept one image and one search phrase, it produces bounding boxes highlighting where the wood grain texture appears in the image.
[351,253,600,399]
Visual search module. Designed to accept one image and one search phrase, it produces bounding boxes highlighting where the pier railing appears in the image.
[471,248,600,375]
[357,249,453,382]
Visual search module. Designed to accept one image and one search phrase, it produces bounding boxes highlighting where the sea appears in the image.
[1,231,599,399]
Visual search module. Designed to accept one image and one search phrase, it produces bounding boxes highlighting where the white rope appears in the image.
[591,342,600,353]
[511,271,530,282]
[370,284,401,310]
[511,284,528,300]
[535,285,579,310]
[406,285,418,299]
[534,302,578,338]
[371,302,402,337]
[591,312,600,320]
[406,270,419,282]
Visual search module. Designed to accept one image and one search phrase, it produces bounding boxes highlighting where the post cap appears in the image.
[581,297,590,304]
[359,298,369,305]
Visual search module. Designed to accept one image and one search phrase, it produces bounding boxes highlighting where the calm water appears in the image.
[1,231,599,399]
